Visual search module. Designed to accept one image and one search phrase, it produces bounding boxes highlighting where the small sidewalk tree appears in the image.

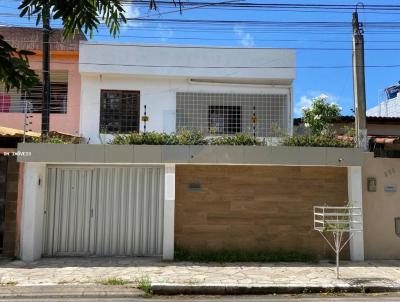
[314,203,363,279]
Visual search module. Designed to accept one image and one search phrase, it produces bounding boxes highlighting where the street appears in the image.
[2,294,400,302]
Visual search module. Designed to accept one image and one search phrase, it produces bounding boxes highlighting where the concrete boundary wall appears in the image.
[363,153,400,260]
[17,144,364,167]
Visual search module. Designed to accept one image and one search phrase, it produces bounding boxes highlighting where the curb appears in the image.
[0,285,144,299]
[151,284,400,295]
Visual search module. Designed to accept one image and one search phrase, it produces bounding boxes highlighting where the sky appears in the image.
[1,0,399,117]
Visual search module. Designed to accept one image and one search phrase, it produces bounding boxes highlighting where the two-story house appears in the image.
[0,27,83,135]
[17,42,365,264]
[0,27,83,257]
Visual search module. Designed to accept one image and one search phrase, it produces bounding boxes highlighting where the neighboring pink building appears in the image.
[0,27,84,135]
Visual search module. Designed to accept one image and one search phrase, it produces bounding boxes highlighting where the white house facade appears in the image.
[79,42,296,143]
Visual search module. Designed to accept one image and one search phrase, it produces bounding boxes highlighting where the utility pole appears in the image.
[41,0,51,139]
[352,11,368,150]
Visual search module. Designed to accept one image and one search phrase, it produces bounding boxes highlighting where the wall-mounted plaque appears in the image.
[384,184,397,193]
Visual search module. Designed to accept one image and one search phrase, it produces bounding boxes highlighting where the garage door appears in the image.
[43,166,164,256]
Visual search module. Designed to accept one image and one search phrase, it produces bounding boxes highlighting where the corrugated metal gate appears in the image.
[43,166,164,256]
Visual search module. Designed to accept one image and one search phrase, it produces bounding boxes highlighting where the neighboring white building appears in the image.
[367,83,400,118]
[367,96,400,118]
[79,42,296,143]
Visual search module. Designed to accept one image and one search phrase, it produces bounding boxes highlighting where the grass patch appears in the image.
[0,281,17,286]
[136,276,152,297]
[174,247,318,263]
[98,278,130,286]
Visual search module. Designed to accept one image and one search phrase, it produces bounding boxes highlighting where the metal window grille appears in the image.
[208,105,241,135]
[99,90,140,134]
[0,70,68,114]
[176,92,288,137]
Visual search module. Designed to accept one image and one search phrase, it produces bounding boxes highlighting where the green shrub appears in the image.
[109,131,260,146]
[168,130,207,145]
[136,276,152,297]
[209,133,262,145]
[111,132,170,145]
[282,134,354,148]
[98,278,130,286]
[31,134,82,144]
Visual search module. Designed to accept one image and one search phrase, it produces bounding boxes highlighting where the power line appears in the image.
[26,59,400,69]
[6,14,400,29]
[77,42,400,51]
[6,21,400,36]
[8,37,400,43]
[119,1,400,10]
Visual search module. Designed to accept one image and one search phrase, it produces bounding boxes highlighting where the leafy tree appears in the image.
[0,35,39,91]
[302,95,341,135]
[16,0,129,134]
[18,0,127,38]
[1,0,128,95]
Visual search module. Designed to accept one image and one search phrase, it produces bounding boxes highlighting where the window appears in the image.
[29,82,68,113]
[176,92,289,137]
[0,70,68,113]
[208,105,241,134]
[100,90,140,134]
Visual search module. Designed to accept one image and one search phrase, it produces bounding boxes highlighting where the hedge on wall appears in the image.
[282,134,354,148]
[110,131,263,146]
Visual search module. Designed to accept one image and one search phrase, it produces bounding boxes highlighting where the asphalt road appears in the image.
[2,295,400,302]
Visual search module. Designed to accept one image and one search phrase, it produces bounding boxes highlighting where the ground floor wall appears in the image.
[175,165,350,260]
[363,153,400,260]
[19,161,364,262]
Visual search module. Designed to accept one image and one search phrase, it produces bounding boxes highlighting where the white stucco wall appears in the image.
[80,74,292,143]
[80,42,295,81]
[79,43,296,143]
[20,163,46,262]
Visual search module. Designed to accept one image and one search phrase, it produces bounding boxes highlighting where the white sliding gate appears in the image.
[43,166,164,257]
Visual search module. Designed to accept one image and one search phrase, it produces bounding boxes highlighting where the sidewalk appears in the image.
[0,257,400,295]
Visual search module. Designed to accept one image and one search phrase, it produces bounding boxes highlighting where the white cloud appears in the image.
[294,92,342,117]
[295,95,313,116]
[123,5,140,19]
[120,5,141,31]
[233,26,254,47]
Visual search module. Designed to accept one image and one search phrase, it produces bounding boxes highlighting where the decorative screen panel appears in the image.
[176,92,288,137]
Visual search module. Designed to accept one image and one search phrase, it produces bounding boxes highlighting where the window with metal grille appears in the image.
[208,105,241,135]
[99,90,140,134]
[0,70,68,113]
[176,92,289,137]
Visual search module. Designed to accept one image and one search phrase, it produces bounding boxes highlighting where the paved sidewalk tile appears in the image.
[0,257,399,289]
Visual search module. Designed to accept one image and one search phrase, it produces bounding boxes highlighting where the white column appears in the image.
[163,164,175,260]
[348,166,364,261]
[20,163,46,262]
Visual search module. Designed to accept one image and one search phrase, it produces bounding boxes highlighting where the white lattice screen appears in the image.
[176,92,289,137]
